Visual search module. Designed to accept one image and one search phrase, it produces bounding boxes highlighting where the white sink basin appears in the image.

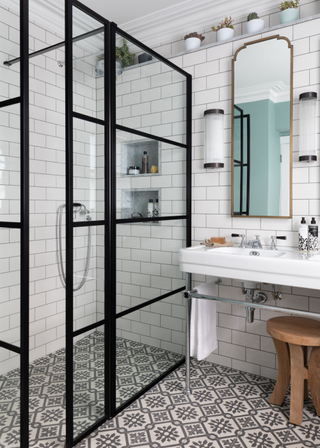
[179,245,320,290]
[306,253,320,262]
[208,247,286,258]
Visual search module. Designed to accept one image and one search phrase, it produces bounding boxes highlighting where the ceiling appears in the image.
[78,0,282,48]
[79,0,190,27]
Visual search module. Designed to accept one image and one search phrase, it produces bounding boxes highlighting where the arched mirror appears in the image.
[231,35,293,218]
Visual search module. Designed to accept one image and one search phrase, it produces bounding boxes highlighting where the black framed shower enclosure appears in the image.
[0,1,191,447]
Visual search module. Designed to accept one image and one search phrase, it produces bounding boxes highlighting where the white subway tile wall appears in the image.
[1,2,320,378]
[164,15,320,379]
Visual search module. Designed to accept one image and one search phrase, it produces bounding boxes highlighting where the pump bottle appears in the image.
[298,217,308,252]
[308,217,318,253]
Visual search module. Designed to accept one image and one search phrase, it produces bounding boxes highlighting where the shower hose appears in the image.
[58,203,91,291]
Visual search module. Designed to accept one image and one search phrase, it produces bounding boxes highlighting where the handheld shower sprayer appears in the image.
[58,203,92,291]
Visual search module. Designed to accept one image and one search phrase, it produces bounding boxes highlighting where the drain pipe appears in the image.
[242,287,268,323]
[244,288,255,323]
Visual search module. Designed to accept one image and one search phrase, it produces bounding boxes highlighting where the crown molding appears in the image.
[236,82,290,104]
[119,0,282,47]
[2,0,283,49]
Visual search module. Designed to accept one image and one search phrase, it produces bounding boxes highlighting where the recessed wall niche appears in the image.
[121,189,160,220]
[121,139,160,176]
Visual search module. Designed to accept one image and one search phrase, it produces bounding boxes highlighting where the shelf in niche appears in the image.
[121,139,160,177]
[121,189,160,220]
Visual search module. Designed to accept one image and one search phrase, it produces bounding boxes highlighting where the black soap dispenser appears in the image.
[308,217,318,253]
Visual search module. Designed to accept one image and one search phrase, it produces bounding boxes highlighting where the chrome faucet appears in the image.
[231,233,246,248]
[270,235,287,250]
[247,235,262,249]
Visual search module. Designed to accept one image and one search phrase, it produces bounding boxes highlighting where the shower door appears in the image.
[65,2,191,447]
[65,1,109,446]
[0,0,29,447]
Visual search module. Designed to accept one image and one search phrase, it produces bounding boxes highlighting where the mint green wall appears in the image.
[236,99,290,216]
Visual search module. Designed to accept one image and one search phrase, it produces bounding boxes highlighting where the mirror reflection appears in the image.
[232,36,292,217]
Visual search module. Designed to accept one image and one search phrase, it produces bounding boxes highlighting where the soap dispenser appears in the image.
[308,217,318,253]
[298,217,308,252]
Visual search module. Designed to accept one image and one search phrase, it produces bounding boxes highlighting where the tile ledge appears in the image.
[168,13,320,60]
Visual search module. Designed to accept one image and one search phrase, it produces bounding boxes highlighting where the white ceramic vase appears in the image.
[184,37,202,52]
[280,8,299,24]
[246,18,265,34]
[216,27,234,42]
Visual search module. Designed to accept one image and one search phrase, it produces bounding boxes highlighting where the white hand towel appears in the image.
[190,281,217,361]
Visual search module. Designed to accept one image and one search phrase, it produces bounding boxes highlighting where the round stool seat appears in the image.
[267,316,320,346]
[267,316,320,425]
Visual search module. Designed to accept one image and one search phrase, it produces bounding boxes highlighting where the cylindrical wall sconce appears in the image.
[204,109,224,168]
[299,92,317,162]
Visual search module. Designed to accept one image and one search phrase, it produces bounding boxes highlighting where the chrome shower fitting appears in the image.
[58,203,92,291]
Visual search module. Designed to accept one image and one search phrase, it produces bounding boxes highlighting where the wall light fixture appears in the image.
[204,109,224,168]
[299,92,317,162]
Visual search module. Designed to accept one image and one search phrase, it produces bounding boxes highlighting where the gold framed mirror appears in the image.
[231,35,293,218]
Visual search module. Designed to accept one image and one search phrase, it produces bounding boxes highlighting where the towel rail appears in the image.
[184,281,320,395]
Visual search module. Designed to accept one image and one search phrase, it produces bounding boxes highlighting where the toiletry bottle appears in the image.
[154,199,159,217]
[142,151,148,174]
[147,199,153,218]
[298,217,308,252]
[153,199,159,223]
[308,217,318,253]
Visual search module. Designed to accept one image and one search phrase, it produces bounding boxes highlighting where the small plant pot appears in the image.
[216,27,234,42]
[280,8,299,24]
[184,37,202,52]
[246,18,264,34]
[115,57,122,76]
[138,53,152,63]
[95,60,104,76]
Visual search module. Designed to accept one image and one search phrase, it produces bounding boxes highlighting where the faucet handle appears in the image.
[270,235,287,250]
[231,233,246,248]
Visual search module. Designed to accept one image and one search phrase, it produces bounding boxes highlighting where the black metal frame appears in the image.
[233,105,250,216]
[0,1,29,447]
[1,1,191,446]
[20,0,30,445]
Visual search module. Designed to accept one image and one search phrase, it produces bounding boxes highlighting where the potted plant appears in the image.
[246,12,265,33]
[115,38,135,75]
[184,32,205,52]
[212,16,234,42]
[279,0,299,24]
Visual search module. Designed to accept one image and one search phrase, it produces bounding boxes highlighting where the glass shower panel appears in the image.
[0,0,20,102]
[116,129,186,220]
[0,228,20,347]
[73,225,104,332]
[0,104,20,222]
[116,220,186,311]
[73,326,105,438]
[0,347,20,447]
[73,118,104,221]
[115,33,187,145]
[73,6,104,120]
[116,294,185,408]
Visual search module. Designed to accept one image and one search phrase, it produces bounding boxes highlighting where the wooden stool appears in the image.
[267,316,320,425]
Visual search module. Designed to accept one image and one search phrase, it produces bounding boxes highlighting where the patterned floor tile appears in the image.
[0,332,183,448]
[2,340,320,448]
